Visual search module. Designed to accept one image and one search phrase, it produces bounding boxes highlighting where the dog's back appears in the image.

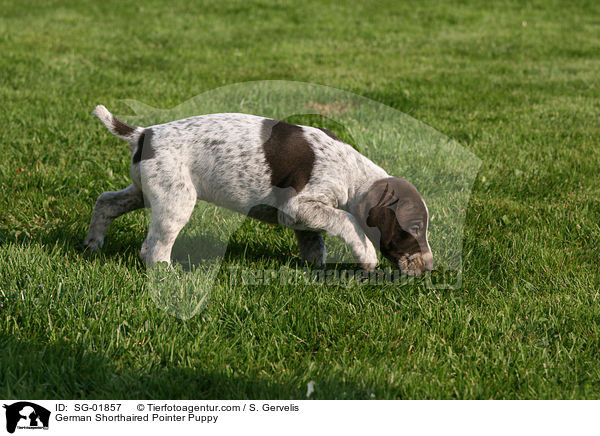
[135,113,386,215]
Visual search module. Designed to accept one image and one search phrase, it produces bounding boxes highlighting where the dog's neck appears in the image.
[345,158,389,217]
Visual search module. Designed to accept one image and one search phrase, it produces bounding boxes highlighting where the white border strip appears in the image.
[0,400,595,436]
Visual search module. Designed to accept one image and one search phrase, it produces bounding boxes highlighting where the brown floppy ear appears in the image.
[367,205,397,248]
[358,180,399,248]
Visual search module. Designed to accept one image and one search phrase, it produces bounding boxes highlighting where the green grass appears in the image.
[1,0,600,399]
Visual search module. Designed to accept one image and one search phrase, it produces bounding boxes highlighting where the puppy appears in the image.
[85,106,433,275]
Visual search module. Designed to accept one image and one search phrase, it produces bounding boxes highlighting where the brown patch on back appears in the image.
[262,119,315,195]
[112,115,136,137]
[132,129,155,164]
[132,132,145,164]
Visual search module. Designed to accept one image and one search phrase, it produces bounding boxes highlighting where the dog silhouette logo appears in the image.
[3,402,50,433]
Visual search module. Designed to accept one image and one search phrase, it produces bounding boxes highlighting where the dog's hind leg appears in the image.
[294,230,326,267]
[84,184,144,251]
[139,179,197,265]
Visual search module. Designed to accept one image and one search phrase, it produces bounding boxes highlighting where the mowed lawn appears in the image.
[1,0,599,399]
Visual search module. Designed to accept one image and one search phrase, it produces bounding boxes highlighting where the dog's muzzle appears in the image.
[398,251,434,276]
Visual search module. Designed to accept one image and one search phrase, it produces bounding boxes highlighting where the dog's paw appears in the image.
[358,261,377,272]
[357,249,378,272]
[83,237,104,252]
[300,249,326,267]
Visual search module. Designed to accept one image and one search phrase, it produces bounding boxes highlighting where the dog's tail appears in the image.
[93,105,144,145]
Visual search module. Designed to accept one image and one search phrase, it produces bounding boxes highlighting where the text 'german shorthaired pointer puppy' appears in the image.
[85,105,434,275]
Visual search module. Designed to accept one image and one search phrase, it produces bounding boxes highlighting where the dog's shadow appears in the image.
[170,228,361,273]
[170,231,292,268]
[0,209,366,277]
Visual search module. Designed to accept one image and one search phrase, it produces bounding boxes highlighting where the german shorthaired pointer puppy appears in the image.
[85,105,434,275]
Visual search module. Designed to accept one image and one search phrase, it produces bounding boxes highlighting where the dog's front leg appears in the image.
[84,184,144,251]
[284,202,378,271]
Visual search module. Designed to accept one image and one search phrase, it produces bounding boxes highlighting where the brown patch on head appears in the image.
[111,114,136,137]
[358,177,432,274]
[262,119,315,196]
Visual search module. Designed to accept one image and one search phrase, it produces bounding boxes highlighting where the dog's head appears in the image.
[358,177,433,275]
